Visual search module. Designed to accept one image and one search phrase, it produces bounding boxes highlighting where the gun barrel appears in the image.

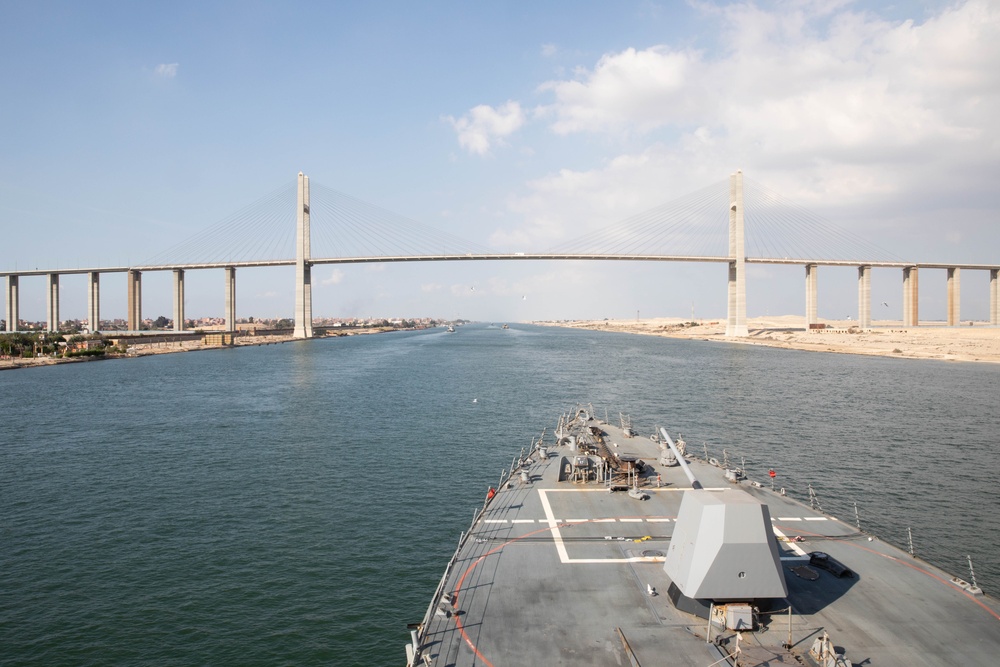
[660,427,702,490]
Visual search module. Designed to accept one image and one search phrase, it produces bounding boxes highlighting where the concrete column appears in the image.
[127,270,142,331]
[173,269,186,331]
[293,171,314,338]
[727,261,737,332]
[725,170,748,337]
[902,267,919,327]
[87,272,100,333]
[947,267,961,326]
[224,267,236,332]
[805,264,818,328]
[991,269,998,326]
[5,275,18,332]
[858,265,871,329]
[46,273,60,332]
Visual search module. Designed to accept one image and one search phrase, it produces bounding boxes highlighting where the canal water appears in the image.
[2,324,998,666]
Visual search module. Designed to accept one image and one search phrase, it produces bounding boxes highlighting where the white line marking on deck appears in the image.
[772,525,809,557]
[646,518,673,522]
[619,518,643,522]
[804,517,828,521]
[593,518,616,523]
[777,517,803,521]
[484,519,507,524]
[511,519,535,524]
[538,489,571,563]
[538,489,666,564]
[541,487,729,492]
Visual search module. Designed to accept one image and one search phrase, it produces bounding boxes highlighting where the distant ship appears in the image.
[406,406,1000,666]
[446,325,455,333]
[501,324,509,329]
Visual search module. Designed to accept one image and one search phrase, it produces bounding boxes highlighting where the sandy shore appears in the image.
[534,316,1000,364]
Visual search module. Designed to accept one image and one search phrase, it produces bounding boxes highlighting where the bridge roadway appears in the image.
[3,253,999,334]
[3,169,999,334]
[7,253,1000,276]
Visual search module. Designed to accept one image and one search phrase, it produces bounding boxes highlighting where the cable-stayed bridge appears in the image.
[3,172,998,336]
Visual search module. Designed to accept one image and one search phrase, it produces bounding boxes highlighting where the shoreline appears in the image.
[7,319,1000,369]
[533,316,1000,364]
[0,327,398,372]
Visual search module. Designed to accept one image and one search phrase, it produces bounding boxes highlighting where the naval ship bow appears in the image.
[407,406,1000,666]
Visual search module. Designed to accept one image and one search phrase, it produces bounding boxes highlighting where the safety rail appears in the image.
[407,429,542,666]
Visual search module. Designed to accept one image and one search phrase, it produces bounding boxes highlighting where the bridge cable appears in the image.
[308,183,490,259]
[544,179,730,257]
[136,180,296,267]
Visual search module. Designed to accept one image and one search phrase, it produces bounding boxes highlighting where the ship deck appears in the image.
[413,414,1000,666]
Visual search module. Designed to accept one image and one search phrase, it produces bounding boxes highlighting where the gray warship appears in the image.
[406,406,1000,666]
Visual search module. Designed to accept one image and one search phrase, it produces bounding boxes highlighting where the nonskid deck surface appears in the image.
[415,415,1000,667]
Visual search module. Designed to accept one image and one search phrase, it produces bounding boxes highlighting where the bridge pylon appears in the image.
[293,172,314,339]
[726,170,748,337]
[6,275,19,332]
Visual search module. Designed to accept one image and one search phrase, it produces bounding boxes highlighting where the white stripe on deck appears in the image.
[511,519,535,524]
[538,489,666,564]
[541,487,729,493]
[771,525,809,557]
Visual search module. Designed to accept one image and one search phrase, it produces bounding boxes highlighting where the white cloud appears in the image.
[544,3,999,155]
[445,101,526,156]
[321,269,345,285]
[489,1,1000,254]
[541,43,557,57]
[537,46,705,135]
[154,63,179,78]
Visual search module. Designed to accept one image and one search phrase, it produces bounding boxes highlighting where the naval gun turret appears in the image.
[659,428,788,629]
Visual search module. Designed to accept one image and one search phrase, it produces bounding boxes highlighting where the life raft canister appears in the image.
[486,487,496,500]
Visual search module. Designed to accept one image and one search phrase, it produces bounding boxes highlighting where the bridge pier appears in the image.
[5,275,18,332]
[173,269,186,331]
[225,267,236,332]
[46,273,60,332]
[128,269,142,331]
[87,271,100,333]
[902,267,919,327]
[857,266,871,329]
[294,172,314,339]
[725,170,748,337]
[947,267,961,325]
[805,264,818,328]
[991,269,998,326]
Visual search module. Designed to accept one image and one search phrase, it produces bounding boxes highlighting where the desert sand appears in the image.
[534,316,1000,364]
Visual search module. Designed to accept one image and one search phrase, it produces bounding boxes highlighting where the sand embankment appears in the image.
[534,316,1000,364]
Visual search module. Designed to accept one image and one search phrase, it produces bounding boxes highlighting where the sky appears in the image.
[1,0,998,324]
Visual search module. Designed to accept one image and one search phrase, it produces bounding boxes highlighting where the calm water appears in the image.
[2,325,998,666]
